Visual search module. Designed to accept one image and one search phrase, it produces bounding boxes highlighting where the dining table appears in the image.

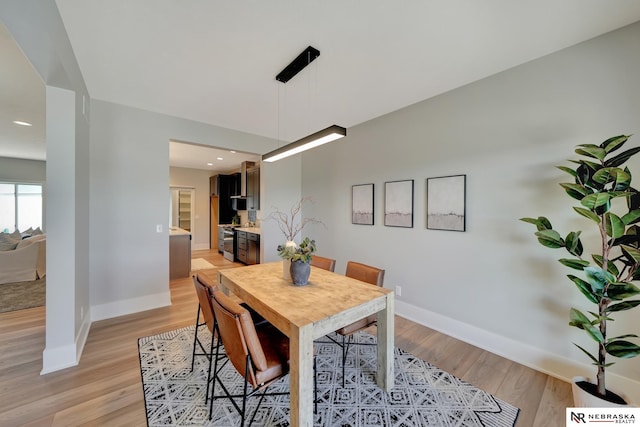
[218,261,395,427]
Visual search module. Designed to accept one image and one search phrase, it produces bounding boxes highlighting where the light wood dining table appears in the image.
[218,261,394,427]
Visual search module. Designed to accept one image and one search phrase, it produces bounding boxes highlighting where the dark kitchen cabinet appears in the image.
[246,166,260,210]
[235,230,259,265]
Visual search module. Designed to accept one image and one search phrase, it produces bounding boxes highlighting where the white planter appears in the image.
[572,376,630,407]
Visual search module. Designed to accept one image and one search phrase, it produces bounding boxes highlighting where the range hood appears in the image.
[230,161,255,199]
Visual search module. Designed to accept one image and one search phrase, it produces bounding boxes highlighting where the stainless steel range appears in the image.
[221,226,235,261]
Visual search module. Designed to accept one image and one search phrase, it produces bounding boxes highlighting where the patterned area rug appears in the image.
[0,278,45,313]
[138,326,519,427]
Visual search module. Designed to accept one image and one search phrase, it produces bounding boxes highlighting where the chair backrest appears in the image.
[310,255,336,272]
[345,261,385,287]
[210,290,267,387]
[192,273,218,333]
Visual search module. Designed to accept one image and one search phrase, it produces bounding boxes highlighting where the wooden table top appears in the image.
[218,261,392,334]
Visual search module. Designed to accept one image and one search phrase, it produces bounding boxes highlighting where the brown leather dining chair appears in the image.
[191,273,222,407]
[310,255,336,272]
[191,273,267,412]
[209,289,292,426]
[334,261,385,387]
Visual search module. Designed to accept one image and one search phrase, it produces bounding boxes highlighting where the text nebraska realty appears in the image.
[572,412,636,424]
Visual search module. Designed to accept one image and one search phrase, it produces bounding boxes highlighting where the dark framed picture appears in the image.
[384,180,414,228]
[427,174,466,231]
[352,184,374,225]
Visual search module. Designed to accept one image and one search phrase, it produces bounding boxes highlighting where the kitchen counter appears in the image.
[170,226,191,236]
[235,227,261,235]
[169,227,191,278]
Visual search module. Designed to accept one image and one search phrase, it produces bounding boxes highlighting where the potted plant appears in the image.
[267,197,324,281]
[521,134,640,406]
[277,237,317,285]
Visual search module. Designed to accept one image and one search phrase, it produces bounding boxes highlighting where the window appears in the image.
[0,182,43,233]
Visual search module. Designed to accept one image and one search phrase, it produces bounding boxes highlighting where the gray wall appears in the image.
[301,22,640,400]
[89,100,279,319]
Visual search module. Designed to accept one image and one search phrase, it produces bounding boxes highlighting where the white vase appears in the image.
[572,376,630,407]
[282,240,297,281]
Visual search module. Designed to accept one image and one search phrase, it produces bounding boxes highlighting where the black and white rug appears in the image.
[138,326,519,426]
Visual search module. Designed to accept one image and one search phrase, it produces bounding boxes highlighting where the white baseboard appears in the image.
[41,343,78,374]
[395,299,640,404]
[193,243,210,251]
[90,291,171,322]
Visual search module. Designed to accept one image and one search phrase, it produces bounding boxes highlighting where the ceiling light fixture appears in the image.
[13,120,32,126]
[262,46,346,163]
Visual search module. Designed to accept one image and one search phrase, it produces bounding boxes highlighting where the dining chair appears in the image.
[334,261,385,387]
[310,255,336,272]
[191,273,268,409]
[191,273,223,407]
[209,289,293,426]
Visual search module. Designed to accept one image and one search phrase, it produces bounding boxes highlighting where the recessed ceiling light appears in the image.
[230,150,236,154]
[13,120,32,126]
[217,157,224,161]
[207,163,213,166]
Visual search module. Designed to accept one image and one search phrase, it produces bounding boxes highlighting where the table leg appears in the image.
[377,292,395,391]
[289,324,314,427]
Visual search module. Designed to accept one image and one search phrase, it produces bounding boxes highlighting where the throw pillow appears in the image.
[0,233,19,251]
[31,227,43,236]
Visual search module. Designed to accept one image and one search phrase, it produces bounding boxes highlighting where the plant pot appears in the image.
[290,260,311,286]
[282,241,297,281]
[572,376,629,407]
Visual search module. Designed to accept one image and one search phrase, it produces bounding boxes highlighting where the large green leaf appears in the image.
[559,258,589,270]
[602,135,629,154]
[593,167,631,191]
[557,165,578,178]
[520,216,552,231]
[573,207,601,223]
[560,183,591,201]
[605,340,640,358]
[607,282,640,300]
[564,231,583,256]
[574,343,599,364]
[620,244,640,263]
[568,275,599,303]
[605,146,640,168]
[576,145,607,161]
[569,308,604,343]
[604,213,625,239]
[607,300,640,312]
[535,229,564,248]
[622,210,640,225]
[581,192,613,210]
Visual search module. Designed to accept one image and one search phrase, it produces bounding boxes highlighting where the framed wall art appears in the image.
[384,180,414,228]
[427,174,466,231]
[352,183,374,225]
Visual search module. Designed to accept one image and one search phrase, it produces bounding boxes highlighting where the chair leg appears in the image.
[204,327,215,405]
[190,305,202,371]
[314,355,318,414]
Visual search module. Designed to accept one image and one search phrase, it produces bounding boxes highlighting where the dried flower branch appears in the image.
[267,196,324,242]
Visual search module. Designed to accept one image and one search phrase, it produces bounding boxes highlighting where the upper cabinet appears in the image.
[246,165,260,210]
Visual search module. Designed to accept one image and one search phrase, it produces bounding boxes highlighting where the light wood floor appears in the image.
[0,249,573,426]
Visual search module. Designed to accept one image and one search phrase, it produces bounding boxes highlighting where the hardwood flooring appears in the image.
[0,250,572,426]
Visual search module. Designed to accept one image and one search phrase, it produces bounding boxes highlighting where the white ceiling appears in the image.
[3,1,640,170]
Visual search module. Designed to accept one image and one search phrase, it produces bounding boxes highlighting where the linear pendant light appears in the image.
[263,46,347,162]
[263,124,346,162]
